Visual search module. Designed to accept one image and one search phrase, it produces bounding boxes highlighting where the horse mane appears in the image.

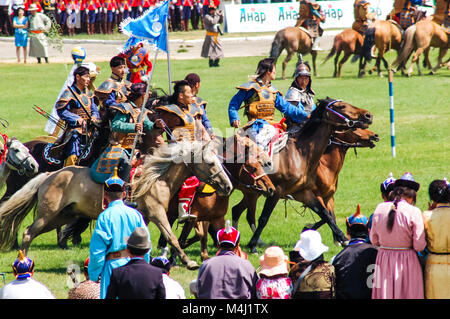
[295,97,331,138]
[132,141,200,198]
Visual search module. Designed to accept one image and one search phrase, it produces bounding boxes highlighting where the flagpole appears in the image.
[165,12,172,95]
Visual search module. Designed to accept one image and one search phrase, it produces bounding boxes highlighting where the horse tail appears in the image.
[362,26,376,62]
[0,172,51,250]
[392,25,416,70]
[270,30,284,61]
[322,36,338,65]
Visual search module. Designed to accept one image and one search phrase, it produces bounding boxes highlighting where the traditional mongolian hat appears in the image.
[151,248,171,274]
[394,172,420,192]
[12,250,34,280]
[104,167,125,192]
[380,172,396,195]
[294,230,328,261]
[259,246,289,277]
[346,204,369,229]
[217,220,240,247]
[71,46,86,65]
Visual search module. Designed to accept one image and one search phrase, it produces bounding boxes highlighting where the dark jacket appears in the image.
[105,258,166,299]
[332,238,378,299]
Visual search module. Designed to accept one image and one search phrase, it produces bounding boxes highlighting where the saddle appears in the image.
[297,26,313,39]
[388,19,405,32]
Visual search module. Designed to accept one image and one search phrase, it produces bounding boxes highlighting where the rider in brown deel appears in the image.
[151,80,211,223]
[431,0,450,30]
[295,0,326,51]
[352,0,376,35]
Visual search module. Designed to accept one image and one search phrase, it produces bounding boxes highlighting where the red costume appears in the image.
[119,43,153,84]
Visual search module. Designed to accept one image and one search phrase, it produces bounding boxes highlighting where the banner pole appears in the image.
[165,16,172,95]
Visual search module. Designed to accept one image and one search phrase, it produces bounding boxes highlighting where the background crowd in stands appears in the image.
[0,0,222,37]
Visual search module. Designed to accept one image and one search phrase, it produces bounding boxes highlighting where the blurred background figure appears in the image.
[12,7,28,63]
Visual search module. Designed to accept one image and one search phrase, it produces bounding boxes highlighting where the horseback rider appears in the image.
[352,0,376,35]
[389,0,430,29]
[228,57,309,150]
[432,0,450,31]
[285,59,316,129]
[151,80,210,223]
[184,73,215,139]
[55,66,100,167]
[118,42,153,84]
[295,0,326,51]
[94,56,130,118]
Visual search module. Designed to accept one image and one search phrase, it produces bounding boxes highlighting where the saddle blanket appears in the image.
[245,119,288,160]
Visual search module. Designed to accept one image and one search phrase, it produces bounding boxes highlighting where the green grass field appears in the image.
[0,48,449,299]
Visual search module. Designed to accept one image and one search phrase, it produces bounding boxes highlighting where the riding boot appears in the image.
[312,37,323,51]
[209,59,214,67]
[45,57,49,64]
[37,57,41,63]
[213,59,220,67]
[64,154,78,166]
[178,176,200,223]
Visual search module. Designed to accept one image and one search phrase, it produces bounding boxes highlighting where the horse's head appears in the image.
[5,138,39,176]
[332,128,379,149]
[318,98,373,130]
[185,140,233,197]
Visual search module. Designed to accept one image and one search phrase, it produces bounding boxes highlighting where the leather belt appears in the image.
[106,249,130,261]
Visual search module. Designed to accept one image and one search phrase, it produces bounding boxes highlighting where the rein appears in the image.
[324,99,367,129]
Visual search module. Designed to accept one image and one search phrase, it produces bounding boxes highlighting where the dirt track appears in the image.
[0,31,336,64]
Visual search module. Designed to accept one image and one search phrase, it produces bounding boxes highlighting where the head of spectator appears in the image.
[386,172,420,232]
[380,172,396,201]
[184,73,201,96]
[208,5,217,15]
[16,7,25,18]
[259,246,289,278]
[12,250,34,280]
[346,204,370,240]
[28,3,39,16]
[110,55,127,79]
[428,178,450,209]
[150,252,172,275]
[216,220,241,252]
[126,227,151,257]
[104,167,126,203]
[294,230,329,262]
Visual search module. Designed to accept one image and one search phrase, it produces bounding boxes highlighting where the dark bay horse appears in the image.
[322,29,365,78]
[231,98,373,253]
[270,26,318,79]
[157,134,276,261]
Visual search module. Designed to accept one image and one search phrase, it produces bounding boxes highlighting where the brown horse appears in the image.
[231,98,373,253]
[158,134,276,261]
[391,20,449,76]
[270,26,318,79]
[322,29,365,78]
[361,19,403,77]
[232,127,378,245]
[0,141,233,270]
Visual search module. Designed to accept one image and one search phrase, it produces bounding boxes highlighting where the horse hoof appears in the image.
[186,260,200,270]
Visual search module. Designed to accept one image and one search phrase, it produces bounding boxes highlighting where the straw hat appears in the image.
[28,4,39,11]
[259,246,288,277]
[294,230,328,261]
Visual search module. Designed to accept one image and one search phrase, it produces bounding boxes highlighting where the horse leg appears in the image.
[179,221,196,248]
[333,49,341,78]
[231,196,247,229]
[247,194,280,253]
[150,210,199,270]
[199,221,210,261]
[282,50,295,80]
[338,52,351,78]
[291,190,347,245]
[408,47,425,76]
[311,50,318,77]
[430,48,448,75]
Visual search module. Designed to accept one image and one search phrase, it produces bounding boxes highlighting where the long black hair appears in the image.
[428,179,450,204]
[386,186,417,232]
[255,57,276,79]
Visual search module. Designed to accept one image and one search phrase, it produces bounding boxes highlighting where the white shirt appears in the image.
[0,277,56,299]
[162,274,185,299]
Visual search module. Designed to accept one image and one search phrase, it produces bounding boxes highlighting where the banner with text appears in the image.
[224,0,432,33]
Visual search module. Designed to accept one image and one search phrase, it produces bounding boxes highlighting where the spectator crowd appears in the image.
[0,0,221,37]
[0,173,449,299]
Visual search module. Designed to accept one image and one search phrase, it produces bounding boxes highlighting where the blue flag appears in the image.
[120,0,169,52]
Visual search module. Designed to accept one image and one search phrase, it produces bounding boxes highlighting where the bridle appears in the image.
[324,99,367,129]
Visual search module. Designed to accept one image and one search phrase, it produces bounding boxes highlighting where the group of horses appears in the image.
[270,15,448,78]
[0,96,377,269]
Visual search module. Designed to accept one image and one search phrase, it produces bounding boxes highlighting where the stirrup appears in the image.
[178,213,197,223]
